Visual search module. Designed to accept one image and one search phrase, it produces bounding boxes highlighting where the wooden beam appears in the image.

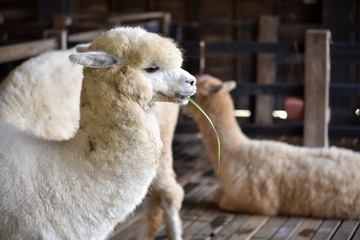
[0,38,58,64]
[68,29,105,43]
[255,15,279,126]
[303,29,331,147]
[53,12,172,36]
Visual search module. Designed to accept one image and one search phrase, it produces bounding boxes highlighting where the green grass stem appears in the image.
[186,96,221,174]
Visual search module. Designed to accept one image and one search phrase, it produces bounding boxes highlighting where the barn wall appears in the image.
[1,0,359,127]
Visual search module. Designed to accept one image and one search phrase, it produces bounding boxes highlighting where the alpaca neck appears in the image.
[76,71,159,161]
[78,68,152,138]
[193,94,248,169]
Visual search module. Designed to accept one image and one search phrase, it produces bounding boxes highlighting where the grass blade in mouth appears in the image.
[186,96,221,173]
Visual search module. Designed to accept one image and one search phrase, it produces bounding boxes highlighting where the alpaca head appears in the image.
[185,74,236,117]
[69,27,196,104]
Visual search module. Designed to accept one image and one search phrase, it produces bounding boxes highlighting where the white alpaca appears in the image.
[0,48,82,140]
[0,26,196,239]
[0,46,185,240]
[186,74,360,219]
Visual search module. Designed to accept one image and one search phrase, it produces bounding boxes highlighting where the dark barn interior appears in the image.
[1,0,360,239]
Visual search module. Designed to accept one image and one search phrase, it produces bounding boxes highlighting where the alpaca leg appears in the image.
[160,177,184,240]
[214,188,278,215]
[139,174,184,240]
[149,102,182,239]
[213,187,242,212]
[137,189,164,240]
[214,187,253,212]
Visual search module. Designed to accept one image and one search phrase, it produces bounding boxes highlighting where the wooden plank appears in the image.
[182,42,302,54]
[252,216,288,239]
[331,220,359,240]
[227,215,270,240]
[349,222,360,239]
[213,215,251,240]
[182,182,219,236]
[68,29,105,43]
[255,15,279,126]
[288,218,323,240]
[0,38,58,63]
[189,212,236,240]
[108,12,169,24]
[270,217,304,240]
[303,29,331,147]
[311,219,341,240]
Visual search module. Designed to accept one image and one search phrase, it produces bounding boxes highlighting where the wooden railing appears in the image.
[176,18,360,147]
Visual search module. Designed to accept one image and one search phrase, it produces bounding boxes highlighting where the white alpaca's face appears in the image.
[69,50,197,104]
[142,64,196,104]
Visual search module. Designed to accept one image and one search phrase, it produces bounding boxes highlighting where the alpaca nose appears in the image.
[185,77,196,86]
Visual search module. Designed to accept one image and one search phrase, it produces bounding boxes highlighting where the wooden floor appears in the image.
[110,134,360,240]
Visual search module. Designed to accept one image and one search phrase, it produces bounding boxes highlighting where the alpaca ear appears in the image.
[223,81,236,92]
[202,81,237,95]
[69,51,123,68]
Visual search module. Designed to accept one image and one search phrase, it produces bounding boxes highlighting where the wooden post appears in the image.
[52,15,73,29]
[43,29,67,50]
[255,15,279,125]
[303,30,331,147]
[162,12,172,36]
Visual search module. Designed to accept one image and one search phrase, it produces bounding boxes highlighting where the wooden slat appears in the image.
[349,223,360,239]
[181,42,302,54]
[288,218,323,240]
[182,182,219,237]
[108,12,168,23]
[190,212,236,239]
[331,220,359,240]
[227,215,270,240]
[311,219,341,240]
[68,29,105,43]
[0,38,58,63]
[252,216,288,239]
[206,214,237,239]
[232,83,360,97]
[270,218,304,240]
[213,215,251,240]
[255,15,279,126]
[303,29,331,147]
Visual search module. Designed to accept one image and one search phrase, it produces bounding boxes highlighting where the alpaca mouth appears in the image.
[175,93,191,105]
[176,87,196,102]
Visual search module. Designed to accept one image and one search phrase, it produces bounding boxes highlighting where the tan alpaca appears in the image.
[186,74,360,219]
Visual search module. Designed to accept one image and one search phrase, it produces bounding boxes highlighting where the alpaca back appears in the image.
[0,48,82,140]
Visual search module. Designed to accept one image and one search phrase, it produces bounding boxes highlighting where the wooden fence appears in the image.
[0,13,359,147]
[176,17,360,147]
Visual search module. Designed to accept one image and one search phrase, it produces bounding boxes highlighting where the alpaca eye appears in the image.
[144,66,159,73]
